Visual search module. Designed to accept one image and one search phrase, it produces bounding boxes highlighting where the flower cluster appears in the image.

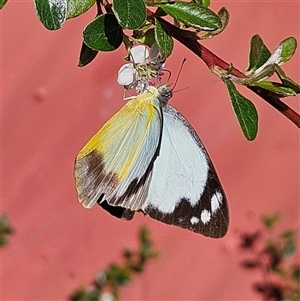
[117,44,165,94]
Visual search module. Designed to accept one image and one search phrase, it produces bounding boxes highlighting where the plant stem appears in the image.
[155,16,300,128]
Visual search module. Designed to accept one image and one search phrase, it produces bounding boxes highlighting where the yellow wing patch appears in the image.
[75,87,163,209]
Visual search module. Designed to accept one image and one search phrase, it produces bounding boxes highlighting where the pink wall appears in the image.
[2,1,299,300]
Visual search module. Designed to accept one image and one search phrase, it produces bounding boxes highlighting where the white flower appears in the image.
[117,64,136,86]
[131,44,149,64]
[117,44,165,93]
[99,292,115,301]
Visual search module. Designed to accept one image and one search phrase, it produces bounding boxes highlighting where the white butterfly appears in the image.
[74,46,229,237]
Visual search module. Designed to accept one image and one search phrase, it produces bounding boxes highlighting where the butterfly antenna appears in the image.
[171,58,187,91]
[174,79,221,94]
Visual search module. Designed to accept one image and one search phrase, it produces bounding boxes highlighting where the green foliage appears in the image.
[9,0,299,136]
[226,35,299,137]
[157,2,221,31]
[276,66,300,94]
[0,214,14,247]
[69,225,159,301]
[0,0,8,9]
[78,42,98,67]
[247,34,272,73]
[83,14,123,51]
[197,7,229,39]
[138,28,155,48]
[253,81,297,98]
[67,0,96,19]
[34,0,68,30]
[225,80,258,141]
[113,0,146,30]
[261,212,281,229]
[239,213,300,301]
[29,0,224,59]
[246,37,297,83]
[277,37,297,64]
[154,18,173,58]
[198,0,210,7]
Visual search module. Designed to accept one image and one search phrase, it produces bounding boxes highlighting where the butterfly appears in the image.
[74,82,229,238]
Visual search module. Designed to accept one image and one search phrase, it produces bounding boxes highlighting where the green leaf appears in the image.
[67,0,95,19]
[139,225,151,245]
[261,212,280,229]
[34,0,67,30]
[266,241,280,255]
[158,2,221,31]
[225,80,258,141]
[258,37,297,67]
[0,214,14,247]
[138,28,156,48]
[192,0,210,7]
[106,264,131,286]
[271,266,286,277]
[275,65,300,94]
[283,240,296,257]
[113,0,146,30]
[202,0,210,7]
[198,7,229,39]
[280,230,295,240]
[0,0,8,9]
[154,18,174,58]
[78,42,98,67]
[248,37,298,83]
[278,37,297,63]
[247,34,271,72]
[292,265,300,282]
[83,14,123,51]
[216,7,229,32]
[251,81,297,97]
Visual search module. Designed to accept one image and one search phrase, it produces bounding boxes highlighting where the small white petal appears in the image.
[130,45,149,64]
[99,292,115,301]
[117,63,134,85]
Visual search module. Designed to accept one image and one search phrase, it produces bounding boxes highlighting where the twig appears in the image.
[155,16,300,128]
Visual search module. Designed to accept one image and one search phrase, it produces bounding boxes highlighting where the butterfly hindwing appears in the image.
[142,104,229,237]
[74,91,163,213]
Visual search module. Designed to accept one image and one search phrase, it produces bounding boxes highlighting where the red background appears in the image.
[2,1,299,300]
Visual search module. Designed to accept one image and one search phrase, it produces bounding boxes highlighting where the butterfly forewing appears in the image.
[75,93,163,211]
[142,104,229,237]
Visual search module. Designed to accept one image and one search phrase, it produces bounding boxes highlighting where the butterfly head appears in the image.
[157,85,173,106]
